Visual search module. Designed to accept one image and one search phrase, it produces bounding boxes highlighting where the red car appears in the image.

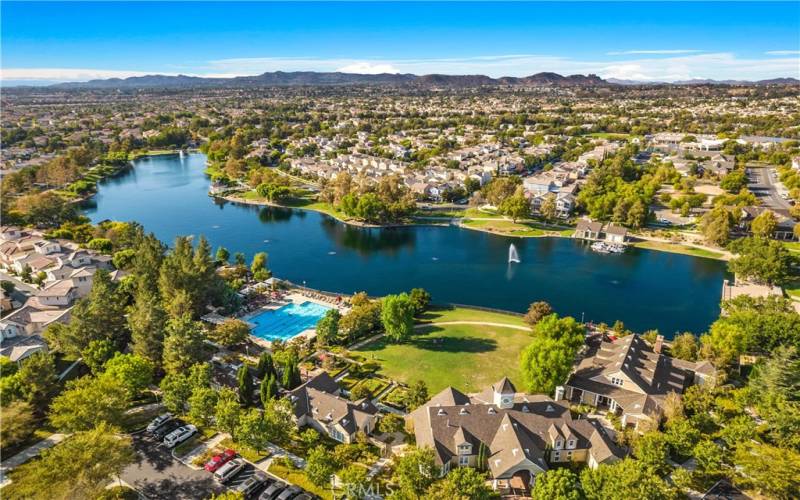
[204,449,237,472]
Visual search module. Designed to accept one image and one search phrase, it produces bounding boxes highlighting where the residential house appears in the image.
[410,378,622,493]
[289,372,379,443]
[562,334,711,429]
[574,220,603,240]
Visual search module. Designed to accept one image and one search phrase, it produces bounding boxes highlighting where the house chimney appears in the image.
[654,335,664,354]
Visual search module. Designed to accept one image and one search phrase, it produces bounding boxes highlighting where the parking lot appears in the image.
[122,424,314,500]
[121,433,227,499]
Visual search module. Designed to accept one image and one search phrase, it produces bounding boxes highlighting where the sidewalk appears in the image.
[0,433,67,488]
[178,433,227,470]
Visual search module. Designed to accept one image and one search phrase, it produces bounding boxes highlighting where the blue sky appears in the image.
[2,1,799,84]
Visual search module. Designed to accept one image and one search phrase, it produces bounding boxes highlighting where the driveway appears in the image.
[120,434,225,499]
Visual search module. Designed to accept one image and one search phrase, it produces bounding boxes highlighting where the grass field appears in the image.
[354,309,530,393]
[461,218,574,238]
[632,240,725,260]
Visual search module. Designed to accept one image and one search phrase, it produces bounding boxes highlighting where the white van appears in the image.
[214,458,245,483]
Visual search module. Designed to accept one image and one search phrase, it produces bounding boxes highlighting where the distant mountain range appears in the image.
[607,77,800,86]
[46,71,799,89]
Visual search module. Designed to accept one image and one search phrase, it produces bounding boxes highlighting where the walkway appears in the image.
[178,433,226,470]
[0,433,67,488]
[414,321,529,332]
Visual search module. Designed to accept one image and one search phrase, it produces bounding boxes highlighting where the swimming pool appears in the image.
[248,301,333,342]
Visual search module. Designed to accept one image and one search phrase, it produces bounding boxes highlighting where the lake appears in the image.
[82,153,728,337]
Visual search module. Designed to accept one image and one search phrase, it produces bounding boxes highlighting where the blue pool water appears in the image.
[248,301,333,342]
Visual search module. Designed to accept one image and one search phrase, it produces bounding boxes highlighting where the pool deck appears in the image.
[243,292,348,349]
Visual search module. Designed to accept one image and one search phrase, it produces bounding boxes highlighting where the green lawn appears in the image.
[783,241,800,254]
[632,240,725,260]
[785,279,800,300]
[461,218,574,238]
[418,305,527,327]
[268,463,334,499]
[354,321,530,394]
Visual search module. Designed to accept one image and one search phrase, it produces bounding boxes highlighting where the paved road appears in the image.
[748,166,791,210]
[121,434,225,500]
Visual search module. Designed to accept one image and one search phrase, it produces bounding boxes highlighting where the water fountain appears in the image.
[178,150,185,159]
[508,243,521,264]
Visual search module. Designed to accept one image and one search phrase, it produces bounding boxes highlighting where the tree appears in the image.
[720,170,748,193]
[699,206,734,246]
[215,388,241,436]
[729,236,795,286]
[16,352,58,413]
[128,288,167,368]
[214,319,250,347]
[260,374,279,406]
[102,353,154,398]
[733,442,800,499]
[524,301,553,326]
[250,252,268,276]
[391,447,439,497]
[405,380,429,410]
[4,423,135,500]
[539,193,557,222]
[749,346,800,402]
[306,446,338,487]
[315,309,341,346]
[261,398,294,445]
[237,365,254,406]
[377,413,405,434]
[281,358,301,390]
[81,339,117,375]
[0,401,36,450]
[256,352,276,380]
[664,417,701,457]
[381,293,415,343]
[339,464,370,499]
[160,372,192,413]
[670,332,698,361]
[427,467,497,499]
[49,376,129,432]
[235,408,270,452]
[693,439,723,483]
[633,432,671,474]
[162,314,206,374]
[215,246,230,265]
[519,337,575,394]
[408,288,431,315]
[46,270,129,357]
[234,252,246,266]
[188,386,218,427]
[531,468,581,500]
[751,210,778,238]
[499,191,530,222]
[580,458,678,500]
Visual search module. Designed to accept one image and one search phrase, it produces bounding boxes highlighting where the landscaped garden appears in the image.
[354,307,531,393]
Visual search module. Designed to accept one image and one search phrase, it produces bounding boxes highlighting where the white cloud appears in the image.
[4,52,799,84]
[765,50,800,56]
[606,50,702,56]
[336,62,400,74]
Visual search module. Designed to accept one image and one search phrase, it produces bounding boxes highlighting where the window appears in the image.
[459,455,469,466]
[567,439,576,449]
[553,451,561,461]
[330,429,345,442]
[554,439,563,450]
[610,377,624,387]
[567,451,574,460]
[458,444,471,455]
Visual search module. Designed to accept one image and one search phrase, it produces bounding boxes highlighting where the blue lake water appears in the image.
[82,153,729,337]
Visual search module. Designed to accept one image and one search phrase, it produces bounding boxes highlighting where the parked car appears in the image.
[163,425,197,448]
[259,482,287,500]
[214,458,246,484]
[276,486,303,500]
[234,472,269,498]
[204,449,237,473]
[152,419,183,440]
[146,413,173,434]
